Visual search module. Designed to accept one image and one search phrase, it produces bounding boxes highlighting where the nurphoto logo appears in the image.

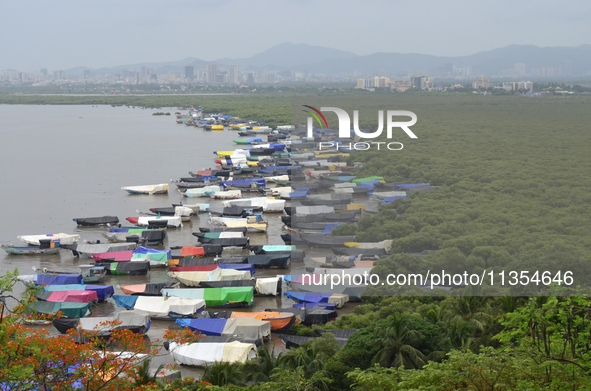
[304,105,418,150]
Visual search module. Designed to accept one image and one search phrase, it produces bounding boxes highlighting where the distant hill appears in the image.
[215,42,358,70]
[64,43,591,77]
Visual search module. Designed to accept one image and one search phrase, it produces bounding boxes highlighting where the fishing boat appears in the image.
[233,138,263,145]
[126,216,183,228]
[34,265,107,283]
[17,233,80,246]
[2,245,60,255]
[120,282,176,296]
[74,216,119,226]
[52,310,151,339]
[42,284,115,302]
[208,190,242,200]
[230,311,296,333]
[121,183,169,194]
[171,180,214,190]
[285,291,350,308]
[162,287,254,307]
[183,186,220,197]
[175,318,269,344]
[28,301,92,318]
[113,295,206,319]
[167,341,257,367]
[168,269,252,287]
[71,242,138,258]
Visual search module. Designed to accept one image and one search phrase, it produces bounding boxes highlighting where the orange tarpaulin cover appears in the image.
[180,246,205,257]
[120,284,147,295]
[231,311,293,330]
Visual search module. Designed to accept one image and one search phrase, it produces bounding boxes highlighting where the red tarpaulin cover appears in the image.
[92,250,133,262]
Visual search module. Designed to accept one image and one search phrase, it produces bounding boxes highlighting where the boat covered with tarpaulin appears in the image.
[113,296,206,318]
[40,284,114,301]
[167,341,257,367]
[74,216,119,226]
[27,301,92,318]
[162,287,254,307]
[126,216,183,228]
[120,282,175,296]
[222,197,285,212]
[168,264,255,276]
[168,269,252,287]
[121,183,169,194]
[72,242,137,258]
[17,233,80,246]
[284,291,350,308]
[175,318,269,343]
[52,310,151,338]
[35,290,98,303]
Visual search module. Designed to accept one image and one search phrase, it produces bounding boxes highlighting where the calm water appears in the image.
[0,105,348,377]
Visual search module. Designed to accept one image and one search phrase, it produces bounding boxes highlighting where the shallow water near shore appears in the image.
[0,104,357,378]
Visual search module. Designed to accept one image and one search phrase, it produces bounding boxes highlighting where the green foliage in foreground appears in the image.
[155,296,591,390]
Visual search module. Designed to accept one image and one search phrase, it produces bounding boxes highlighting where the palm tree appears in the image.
[242,344,280,383]
[279,343,324,377]
[202,361,244,386]
[371,315,427,369]
[449,292,495,333]
[132,358,164,387]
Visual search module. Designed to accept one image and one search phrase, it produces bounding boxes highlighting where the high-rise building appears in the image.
[228,66,240,84]
[207,64,217,83]
[563,60,571,76]
[40,68,47,76]
[184,65,194,80]
[515,63,526,77]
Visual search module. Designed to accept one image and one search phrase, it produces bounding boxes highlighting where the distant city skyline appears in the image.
[1,0,591,72]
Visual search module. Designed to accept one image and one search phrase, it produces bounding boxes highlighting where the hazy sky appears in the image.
[2,0,590,72]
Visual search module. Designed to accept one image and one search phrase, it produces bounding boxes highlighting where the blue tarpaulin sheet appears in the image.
[175,318,227,336]
[357,180,382,192]
[269,143,287,151]
[84,285,115,301]
[323,223,343,234]
[113,295,139,309]
[35,274,83,286]
[285,292,333,304]
[289,191,309,199]
[219,178,266,189]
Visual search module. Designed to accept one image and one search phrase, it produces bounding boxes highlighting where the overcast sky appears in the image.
[2,0,590,72]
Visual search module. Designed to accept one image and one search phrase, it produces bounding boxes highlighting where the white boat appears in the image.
[168,341,256,367]
[131,216,183,228]
[17,233,80,246]
[73,242,137,258]
[209,190,242,200]
[183,186,221,197]
[168,269,252,287]
[222,197,285,212]
[122,183,169,195]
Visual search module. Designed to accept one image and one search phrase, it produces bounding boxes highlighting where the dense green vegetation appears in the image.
[323,95,591,294]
